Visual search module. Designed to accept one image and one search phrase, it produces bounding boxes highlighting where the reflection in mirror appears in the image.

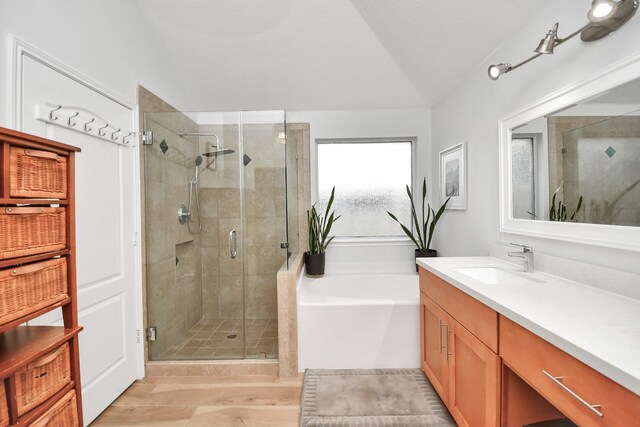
[511,136,535,219]
[512,78,640,227]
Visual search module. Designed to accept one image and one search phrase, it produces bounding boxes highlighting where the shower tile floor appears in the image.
[157,317,278,360]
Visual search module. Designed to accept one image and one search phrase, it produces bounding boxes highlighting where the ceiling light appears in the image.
[488,0,638,80]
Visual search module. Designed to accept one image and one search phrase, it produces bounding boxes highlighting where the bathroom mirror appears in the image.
[499,56,640,251]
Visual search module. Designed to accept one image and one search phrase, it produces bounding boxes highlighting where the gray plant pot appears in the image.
[415,249,437,272]
[304,252,326,277]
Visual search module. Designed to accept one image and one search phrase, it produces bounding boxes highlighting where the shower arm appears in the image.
[178,132,220,149]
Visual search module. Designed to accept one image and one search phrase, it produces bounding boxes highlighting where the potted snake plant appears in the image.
[305,186,340,277]
[387,178,450,272]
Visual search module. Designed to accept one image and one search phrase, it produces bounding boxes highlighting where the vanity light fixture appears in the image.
[488,0,638,80]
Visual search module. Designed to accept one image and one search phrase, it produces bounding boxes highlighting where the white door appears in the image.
[17,53,140,425]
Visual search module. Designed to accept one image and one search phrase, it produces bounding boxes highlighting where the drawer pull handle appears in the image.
[20,345,66,371]
[11,262,48,276]
[438,319,445,353]
[542,370,603,417]
[445,325,453,361]
[5,207,47,215]
[25,149,61,161]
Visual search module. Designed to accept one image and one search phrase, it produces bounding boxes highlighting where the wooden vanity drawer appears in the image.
[419,268,498,352]
[500,316,640,427]
[9,146,68,199]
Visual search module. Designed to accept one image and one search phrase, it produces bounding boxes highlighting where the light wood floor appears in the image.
[90,375,303,426]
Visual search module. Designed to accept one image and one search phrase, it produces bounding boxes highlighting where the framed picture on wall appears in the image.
[439,141,467,210]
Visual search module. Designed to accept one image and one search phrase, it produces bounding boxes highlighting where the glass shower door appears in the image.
[143,111,245,360]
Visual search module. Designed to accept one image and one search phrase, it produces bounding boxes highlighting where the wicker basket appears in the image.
[10,147,68,199]
[30,389,78,427]
[0,258,68,326]
[0,207,66,260]
[0,383,8,427]
[16,342,71,416]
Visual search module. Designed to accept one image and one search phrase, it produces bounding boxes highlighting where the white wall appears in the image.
[0,0,188,126]
[431,0,640,273]
[287,108,430,264]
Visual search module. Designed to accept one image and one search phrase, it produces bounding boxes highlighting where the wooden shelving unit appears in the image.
[0,127,83,426]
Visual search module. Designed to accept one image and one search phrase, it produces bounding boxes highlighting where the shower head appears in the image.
[199,149,235,174]
[203,149,235,157]
[194,155,203,183]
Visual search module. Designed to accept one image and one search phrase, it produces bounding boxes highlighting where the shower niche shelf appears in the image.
[0,127,83,426]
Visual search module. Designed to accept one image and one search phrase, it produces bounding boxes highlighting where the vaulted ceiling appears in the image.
[136,0,544,111]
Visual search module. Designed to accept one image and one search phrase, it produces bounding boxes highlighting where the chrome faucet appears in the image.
[508,243,534,272]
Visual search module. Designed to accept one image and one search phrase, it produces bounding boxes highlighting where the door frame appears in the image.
[8,35,145,379]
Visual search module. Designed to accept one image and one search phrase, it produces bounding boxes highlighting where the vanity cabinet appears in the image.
[419,264,640,427]
[501,316,640,427]
[419,269,500,427]
[0,127,83,426]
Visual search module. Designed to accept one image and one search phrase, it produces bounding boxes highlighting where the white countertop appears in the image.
[417,256,640,396]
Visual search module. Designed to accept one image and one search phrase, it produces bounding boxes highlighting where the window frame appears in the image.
[314,136,417,243]
[511,135,536,220]
[512,132,548,220]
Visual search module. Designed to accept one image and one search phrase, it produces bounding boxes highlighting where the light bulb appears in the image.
[593,2,614,17]
[487,64,510,81]
[588,0,618,21]
[488,66,500,80]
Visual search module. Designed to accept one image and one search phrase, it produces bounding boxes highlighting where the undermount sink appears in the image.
[453,266,542,285]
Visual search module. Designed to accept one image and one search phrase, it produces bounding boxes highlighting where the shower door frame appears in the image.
[142,110,287,362]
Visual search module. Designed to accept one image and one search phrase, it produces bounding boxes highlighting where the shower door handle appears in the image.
[229,229,237,259]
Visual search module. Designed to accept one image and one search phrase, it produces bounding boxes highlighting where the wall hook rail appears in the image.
[36,104,137,147]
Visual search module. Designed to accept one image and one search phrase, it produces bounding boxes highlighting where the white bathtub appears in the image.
[297,271,420,370]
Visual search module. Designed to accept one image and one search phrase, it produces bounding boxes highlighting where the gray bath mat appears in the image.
[300,368,455,427]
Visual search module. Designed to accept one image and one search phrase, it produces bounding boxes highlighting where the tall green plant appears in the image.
[387,178,450,252]
[307,186,341,254]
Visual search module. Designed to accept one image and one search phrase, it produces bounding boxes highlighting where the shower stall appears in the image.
[142,110,296,361]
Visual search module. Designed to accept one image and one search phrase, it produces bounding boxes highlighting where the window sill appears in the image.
[330,236,415,247]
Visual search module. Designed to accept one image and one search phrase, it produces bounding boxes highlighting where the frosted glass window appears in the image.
[512,137,535,219]
[317,140,412,237]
